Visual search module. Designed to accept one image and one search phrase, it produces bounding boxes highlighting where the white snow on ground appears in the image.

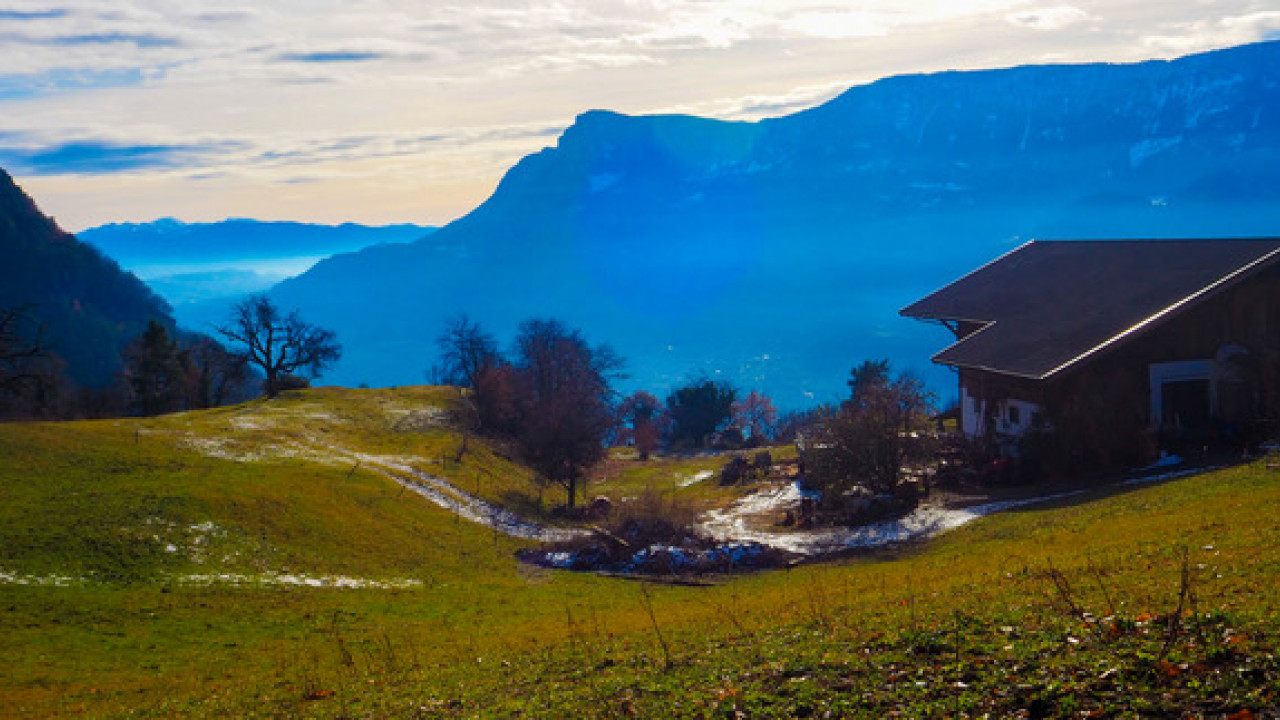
[700,463,1225,556]
[678,470,715,487]
[0,569,423,589]
[179,434,345,465]
[175,414,583,542]
[701,482,1085,556]
[0,570,84,586]
[315,443,585,543]
[179,573,422,589]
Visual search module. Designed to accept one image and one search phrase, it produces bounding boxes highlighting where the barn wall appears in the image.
[958,261,1280,476]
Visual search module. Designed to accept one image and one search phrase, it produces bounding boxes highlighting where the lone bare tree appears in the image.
[511,318,622,509]
[433,314,500,389]
[216,295,341,397]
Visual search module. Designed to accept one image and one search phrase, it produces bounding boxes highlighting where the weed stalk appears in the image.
[639,583,673,670]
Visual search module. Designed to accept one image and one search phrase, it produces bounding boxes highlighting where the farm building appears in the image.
[901,239,1280,472]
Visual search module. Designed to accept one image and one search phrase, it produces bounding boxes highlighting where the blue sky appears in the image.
[1,1,1277,231]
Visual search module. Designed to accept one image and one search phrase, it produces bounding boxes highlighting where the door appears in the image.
[1161,378,1211,431]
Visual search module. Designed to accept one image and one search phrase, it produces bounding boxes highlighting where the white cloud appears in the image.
[1221,11,1280,38]
[1140,11,1280,56]
[781,10,891,39]
[660,80,849,121]
[1006,6,1093,32]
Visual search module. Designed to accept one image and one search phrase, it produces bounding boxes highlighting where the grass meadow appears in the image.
[1,387,1277,717]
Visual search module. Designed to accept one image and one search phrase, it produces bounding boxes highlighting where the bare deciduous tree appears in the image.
[512,318,622,509]
[433,314,500,389]
[216,295,341,397]
[732,389,779,445]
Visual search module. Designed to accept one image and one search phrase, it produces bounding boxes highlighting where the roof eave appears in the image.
[929,354,1049,382]
[1037,243,1280,380]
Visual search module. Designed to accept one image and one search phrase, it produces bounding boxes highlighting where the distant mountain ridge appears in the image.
[271,41,1280,405]
[80,218,434,268]
[0,169,174,389]
[80,218,436,330]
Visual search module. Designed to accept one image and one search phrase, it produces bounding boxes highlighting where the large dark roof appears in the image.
[900,239,1280,379]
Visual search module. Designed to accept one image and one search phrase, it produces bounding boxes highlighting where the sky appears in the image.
[1,1,1278,232]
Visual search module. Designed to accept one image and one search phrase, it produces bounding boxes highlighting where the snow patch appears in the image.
[0,570,85,586]
[179,435,343,465]
[0,568,422,590]
[700,482,1083,556]
[178,573,422,590]
[317,444,585,543]
[678,470,714,487]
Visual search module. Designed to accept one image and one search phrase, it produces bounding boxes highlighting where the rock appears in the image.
[587,495,613,520]
[720,456,751,485]
[753,450,773,470]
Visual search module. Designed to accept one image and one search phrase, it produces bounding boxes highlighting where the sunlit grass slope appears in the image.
[1,386,1278,717]
[0,386,528,584]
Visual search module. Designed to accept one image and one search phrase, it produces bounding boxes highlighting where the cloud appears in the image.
[0,67,143,99]
[244,125,568,168]
[0,138,237,175]
[47,31,182,48]
[1220,11,1280,38]
[0,9,70,20]
[781,10,891,39]
[663,81,850,121]
[190,9,257,25]
[277,50,388,64]
[497,51,661,76]
[1140,11,1280,56]
[1006,6,1093,32]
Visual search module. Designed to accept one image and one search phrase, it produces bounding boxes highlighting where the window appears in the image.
[1007,405,1021,425]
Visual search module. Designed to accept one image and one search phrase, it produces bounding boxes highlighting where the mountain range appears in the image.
[80,218,433,269]
[80,219,434,309]
[266,41,1280,407]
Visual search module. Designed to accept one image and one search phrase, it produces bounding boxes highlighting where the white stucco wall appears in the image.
[960,385,1043,439]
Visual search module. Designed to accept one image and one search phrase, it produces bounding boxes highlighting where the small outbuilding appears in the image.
[901,239,1280,472]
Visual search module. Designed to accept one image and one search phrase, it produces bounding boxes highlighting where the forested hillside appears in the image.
[0,168,174,391]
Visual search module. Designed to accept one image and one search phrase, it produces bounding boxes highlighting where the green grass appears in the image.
[590,445,797,515]
[2,386,1279,717]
